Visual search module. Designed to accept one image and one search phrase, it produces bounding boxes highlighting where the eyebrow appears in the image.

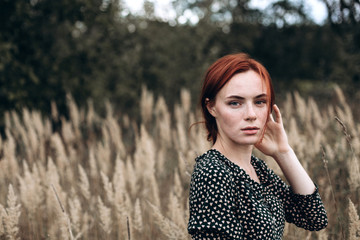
[226,94,268,100]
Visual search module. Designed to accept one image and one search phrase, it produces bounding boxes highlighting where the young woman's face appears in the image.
[207,70,269,147]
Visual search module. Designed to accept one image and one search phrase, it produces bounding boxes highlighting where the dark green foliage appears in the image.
[0,0,359,131]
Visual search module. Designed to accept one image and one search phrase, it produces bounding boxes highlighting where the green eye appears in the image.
[229,101,240,106]
[255,100,267,105]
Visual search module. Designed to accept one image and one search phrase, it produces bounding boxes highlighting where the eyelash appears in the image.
[229,101,240,106]
[255,100,267,105]
[228,100,267,106]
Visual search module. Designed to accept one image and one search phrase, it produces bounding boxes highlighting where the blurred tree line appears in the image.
[0,0,359,129]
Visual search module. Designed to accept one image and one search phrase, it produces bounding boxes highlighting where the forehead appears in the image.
[218,70,267,97]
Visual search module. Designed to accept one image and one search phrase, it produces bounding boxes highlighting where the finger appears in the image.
[273,104,283,124]
[269,112,275,122]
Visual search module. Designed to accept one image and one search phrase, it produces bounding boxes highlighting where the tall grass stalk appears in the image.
[321,146,345,239]
[51,184,75,240]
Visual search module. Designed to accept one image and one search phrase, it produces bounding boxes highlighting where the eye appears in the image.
[255,99,267,106]
[229,101,240,106]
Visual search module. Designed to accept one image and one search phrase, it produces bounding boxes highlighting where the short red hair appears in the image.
[200,53,275,144]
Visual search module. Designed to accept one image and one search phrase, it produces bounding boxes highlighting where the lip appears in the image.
[241,126,260,135]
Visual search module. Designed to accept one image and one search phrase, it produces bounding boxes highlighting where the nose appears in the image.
[245,103,257,121]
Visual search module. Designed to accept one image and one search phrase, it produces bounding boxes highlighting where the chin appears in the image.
[234,140,258,146]
[236,137,261,146]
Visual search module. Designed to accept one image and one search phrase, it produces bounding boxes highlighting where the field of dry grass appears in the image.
[0,86,359,240]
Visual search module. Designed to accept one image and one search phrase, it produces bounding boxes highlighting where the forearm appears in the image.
[273,148,316,195]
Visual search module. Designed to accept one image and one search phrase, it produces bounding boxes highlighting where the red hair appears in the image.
[200,53,275,144]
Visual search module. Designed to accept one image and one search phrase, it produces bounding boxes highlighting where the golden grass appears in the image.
[0,85,359,239]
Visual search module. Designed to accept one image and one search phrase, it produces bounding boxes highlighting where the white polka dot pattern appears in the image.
[188,149,328,239]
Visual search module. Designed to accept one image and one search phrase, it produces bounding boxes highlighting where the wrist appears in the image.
[272,146,294,162]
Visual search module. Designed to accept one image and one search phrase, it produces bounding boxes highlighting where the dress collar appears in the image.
[199,149,270,187]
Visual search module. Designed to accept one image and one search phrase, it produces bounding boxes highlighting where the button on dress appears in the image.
[188,149,328,239]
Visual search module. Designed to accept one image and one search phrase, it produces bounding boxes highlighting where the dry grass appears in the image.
[0,85,359,239]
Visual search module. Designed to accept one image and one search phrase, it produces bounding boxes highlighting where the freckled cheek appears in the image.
[256,109,268,126]
[218,110,243,127]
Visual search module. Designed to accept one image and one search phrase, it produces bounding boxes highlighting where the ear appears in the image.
[205,98,217,117]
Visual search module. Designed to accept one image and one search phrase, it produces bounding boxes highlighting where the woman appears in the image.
[187,53,328,239]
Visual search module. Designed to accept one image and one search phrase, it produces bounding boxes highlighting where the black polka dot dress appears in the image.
[188,149,328,239]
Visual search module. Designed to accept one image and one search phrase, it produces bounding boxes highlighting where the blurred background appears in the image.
[0,0,359,127]
[1,1,360,239]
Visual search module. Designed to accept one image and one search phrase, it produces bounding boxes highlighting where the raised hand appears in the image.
[255,104,291,158]
[255,104,316,194]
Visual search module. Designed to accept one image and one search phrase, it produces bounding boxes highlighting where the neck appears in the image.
[212,139,254,167]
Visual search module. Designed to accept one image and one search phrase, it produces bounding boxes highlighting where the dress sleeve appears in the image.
[187,162,243,239]
[282,185,328,231]
[266,167,328,231]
